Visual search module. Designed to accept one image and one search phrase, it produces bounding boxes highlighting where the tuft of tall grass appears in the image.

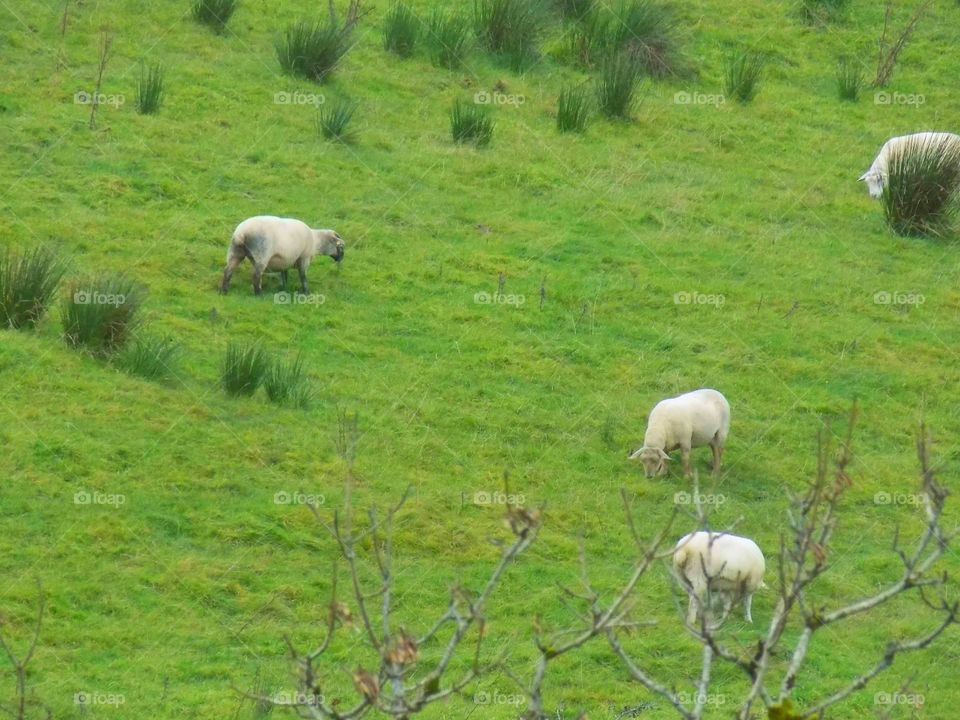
[835,55,862,101]
[567,7,613,66]
[474,0,546,70]
[264,353,311,408]
[383,3,420,58]
[799,0,850,24]
[609,0,679,78]
[135,62,165,115]
[425,10,471,68]
[556,84,592,132]
[882,138,960,237]
[192,0,238,33]
[724,49,765,103]
[221,341,269,397]
[451,99,494,146]
[0,246,65,330]
[317,99,358,142]
[595,52,643,118]
[119,335,180,381]
[276,19,352,82]
[556,0,595,20]
[61,275,144,356]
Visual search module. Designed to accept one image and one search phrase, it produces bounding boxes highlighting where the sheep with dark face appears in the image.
[219,215,344,296]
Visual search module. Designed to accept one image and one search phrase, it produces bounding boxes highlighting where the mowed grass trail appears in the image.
[1,0,959,717]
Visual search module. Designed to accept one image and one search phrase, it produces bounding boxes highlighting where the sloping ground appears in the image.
[1,0,959,717]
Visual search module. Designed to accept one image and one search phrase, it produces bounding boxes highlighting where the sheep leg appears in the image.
[681,446,692,476]
[219,254,244,295]
[711,442,723,475]
[297,261,309,294]
[252,262,266,296]
[720,593,733,622]
[279,270,288,292]
[686,595,699,625]
[743,593,753,623]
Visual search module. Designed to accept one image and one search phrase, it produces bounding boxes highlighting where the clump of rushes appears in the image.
[426,9,471,68]
[62,274,144,356]
[557,83,591,132]
[119,335,180,381]
[473,0,547,70]
[192,0,238,33]
[276,18,352,82]
[317,99,358,142]
[221,341,269,396]
[0,246,65,330]
[882,137,960,237]
[451,98,494,146]
[610,0,680,78]
[724,48,765,103]
[567,7,613,66]
[556,0,595,20]
[596,52,643,118]
[265,353,312,408]
[135,62,165,114]
[383,2,420,58]
[835,55,862,101]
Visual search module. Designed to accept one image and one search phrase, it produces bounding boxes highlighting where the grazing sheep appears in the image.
[673,531,766,625]
[859,132,960,199]
[628,389,730,478]
[219,215,344,296]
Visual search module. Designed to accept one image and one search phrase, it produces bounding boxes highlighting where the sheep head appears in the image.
[628,446,671,478]
[858,171,884,199]
[316,229,345,263]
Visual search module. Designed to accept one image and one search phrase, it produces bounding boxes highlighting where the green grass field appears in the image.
[2,0,960,718]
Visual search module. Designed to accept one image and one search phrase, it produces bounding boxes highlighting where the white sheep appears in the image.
[859,132,960,199]
[673,531,766,625]
[628,389,730,478]
[219,215,344,296]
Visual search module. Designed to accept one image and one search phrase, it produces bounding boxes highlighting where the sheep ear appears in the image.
[628,447,645,460]
[857,173,869,182]
[659,449,671,460]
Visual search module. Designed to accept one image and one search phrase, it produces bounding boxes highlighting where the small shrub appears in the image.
[383,3,420,58]
[119,335,180,381]
[836,55,862,101]
[610,0,679,78]
[557,84,591,132]
[192,0,238,33]
[317,99,358,142]
[426,10,471,68]
[596,52,642,118]
[222,341,269,397]
[882,137,960,237]
[265,353,311,408]
[276,19,352,82]
[724,49,765,103]
[451,99,494,147]
[135,62,165,115]
[474,0,546,70]
[799,0,850,24]
[62,275,144,356]
[0,247,65,330]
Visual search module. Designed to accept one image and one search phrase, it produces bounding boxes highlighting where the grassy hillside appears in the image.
[1,0,959,718]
